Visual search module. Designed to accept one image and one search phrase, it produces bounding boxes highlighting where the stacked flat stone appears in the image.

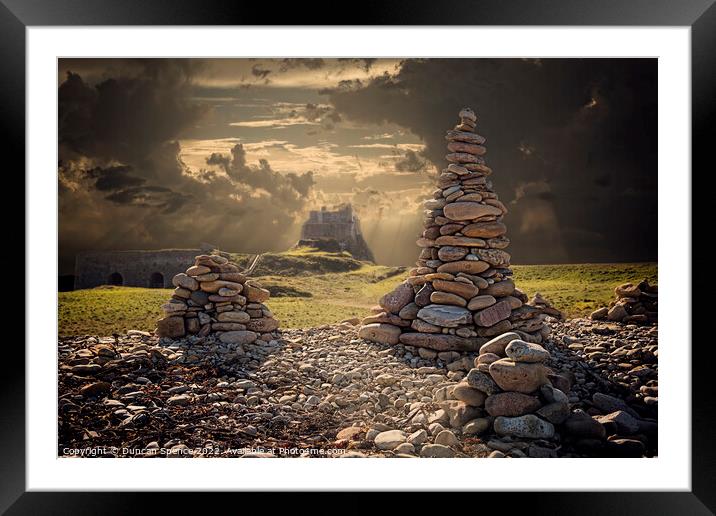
[359,108,549,352]
[155,254,280,344]
[436,332,572,442]
[590,279,657,324]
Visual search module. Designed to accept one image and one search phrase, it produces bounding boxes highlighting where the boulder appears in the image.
[172,273,199,291]
[80,381,111,398]
[399,332,483,352]
[437,246,469,262]
[398,302,420,320]
[604,438,646,457]
[430,291,467,307]
[445,129,485,144]
[489,358,550,393]
[465,368,500,395]
[435,429,461,447]
[462,417,492,435]
[505,340,550,363]
[451,381,487,407]
[476,353,500,366]
[485,392,541,417]
[414,283,435,307]
[186,265,211,276]
[379,282,415,314]
[596,410,640,435]
[467,295,497,311]
[482,279,515,297]
[244,283,270,303]
[245,317,280,333]
[494,415,555,439]
[417,304,473,327]
[374,430,407,450]
[563,410,606,439]
[358,323,402,345]
[441,400,484,428]
[217,311,250,323]
[536,401,571,424]
[476,249,511,267]
[607,304,628,322]
[473,300,512,327]
[590,307,608,320]
[436,260,490,274]
[362,312,411,327]
[479,332,521,356]
[443,202,502,221]
[219,330,257,345]
[462,221,507,238]
[615,283,642,299]
[476,319,513,337]
[433,279,479,299]
[156,316,185,338]
[592,393,640,418]
[435,235,487,247]
[419,444,457,458]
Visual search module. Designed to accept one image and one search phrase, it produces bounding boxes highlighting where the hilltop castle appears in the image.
[298,204,375,261]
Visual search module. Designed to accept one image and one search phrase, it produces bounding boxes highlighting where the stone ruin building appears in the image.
[73,246,217,290]
[297,204,375,261]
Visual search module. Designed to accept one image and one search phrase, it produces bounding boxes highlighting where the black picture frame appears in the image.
[2,0,711,512]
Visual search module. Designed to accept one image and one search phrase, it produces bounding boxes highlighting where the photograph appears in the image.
[56,57,659,460]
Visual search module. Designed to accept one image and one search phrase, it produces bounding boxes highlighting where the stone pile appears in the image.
[421,330,655,457]
[156,254,280,344]
[433,332,570,443]
[552,319,658,410]
[359,108,550,351]
[590,279,657,324]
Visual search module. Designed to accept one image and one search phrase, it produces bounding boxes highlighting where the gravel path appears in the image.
[58,319,657,458]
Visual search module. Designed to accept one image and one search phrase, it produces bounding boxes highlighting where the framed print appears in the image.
[3,0,712,512]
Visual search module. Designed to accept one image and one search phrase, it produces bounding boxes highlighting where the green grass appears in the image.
[228,247,366,276]
[58,286,172,337]
[58,250,657,336]
[512,263,657,316]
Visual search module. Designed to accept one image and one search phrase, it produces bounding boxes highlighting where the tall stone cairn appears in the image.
[359,108,549,351]
[156,254,280,344]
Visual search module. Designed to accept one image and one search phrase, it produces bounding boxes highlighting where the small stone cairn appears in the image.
[156,254,280,344]
[434,332,571,446]
[358,108,550,351]
[590,279,657,324]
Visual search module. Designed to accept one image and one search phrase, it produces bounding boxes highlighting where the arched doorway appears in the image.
[108,272,123,286]
[149,272,164,288]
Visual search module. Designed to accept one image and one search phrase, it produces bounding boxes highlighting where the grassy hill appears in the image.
[58,246,657,336]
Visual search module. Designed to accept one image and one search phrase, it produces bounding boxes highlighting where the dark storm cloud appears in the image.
[279,58,326,72]
[104,185,191,213]
[394,149,431,173]
[323,58,657,263]
[88,165,145,191]
[58,60,205,164]
[304,103,331,121]
[205,143,315,208]
[337,58,378,72]
[251,64,272,80]
[58,60,317,274]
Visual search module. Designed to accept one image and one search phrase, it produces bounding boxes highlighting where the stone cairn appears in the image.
[358,107,549,352]
[436,332,572,447]
[427,331,650,456]
[156,254,280,344]
[590,279,657,324]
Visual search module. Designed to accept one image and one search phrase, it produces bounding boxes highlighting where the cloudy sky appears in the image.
[58,58,657,274]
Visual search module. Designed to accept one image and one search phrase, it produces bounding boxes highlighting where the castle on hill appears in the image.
[297,204,375,261]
